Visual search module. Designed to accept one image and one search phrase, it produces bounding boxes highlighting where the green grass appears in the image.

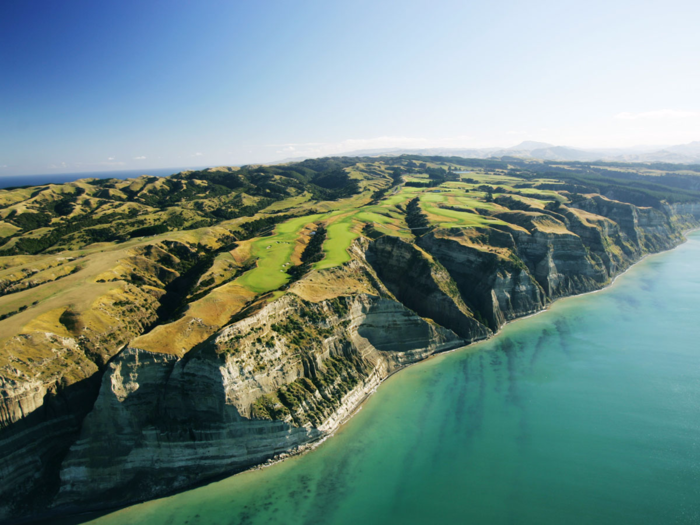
[202,167,573,294]
[420,192,447,203]
[260,192,312,213]
[236,214,322,293]
[354,210,401,224]
[0,222,20,238]
[449,194,501,211]
[419,192,508,228]
[380,186,423,207]
[315,217,359,270]
[203,174,523,290]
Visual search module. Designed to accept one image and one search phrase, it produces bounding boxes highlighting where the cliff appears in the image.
[1,157,699,522]
[54,291,462,510]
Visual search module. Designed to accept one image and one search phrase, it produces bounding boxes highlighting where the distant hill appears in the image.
[528,146,602,162]
[290,141,700,166]
[506,141,555,151]
[3,153,700,522]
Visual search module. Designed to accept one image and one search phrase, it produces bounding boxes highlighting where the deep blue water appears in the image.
[0,167,207,189]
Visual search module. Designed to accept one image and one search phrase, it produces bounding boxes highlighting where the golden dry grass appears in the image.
[0,221,20,238]
[0,161,627,366]
[566,206,615,228]
[290,265,376,303]
[431,228,515,258]
[290,223,318,266]
[530,215,572,234]
[132,282,256,356]
[230,240,255,267]
[0,224,232,344]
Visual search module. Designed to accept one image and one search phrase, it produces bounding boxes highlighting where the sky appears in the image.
[1,0,699,176]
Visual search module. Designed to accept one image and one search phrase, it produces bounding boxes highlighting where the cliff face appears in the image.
[1,192,699,521]
[366,235,490,340]
[53,292,462,510]
[0,282,162,520]
[569,195,686,255]
[416,229,545,329]
[0,238,222,520]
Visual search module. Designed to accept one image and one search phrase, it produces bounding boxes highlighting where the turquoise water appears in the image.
[84,232,700,525]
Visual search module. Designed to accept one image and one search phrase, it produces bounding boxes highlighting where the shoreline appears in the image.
[22,228,700,525]
[251,227,700,471]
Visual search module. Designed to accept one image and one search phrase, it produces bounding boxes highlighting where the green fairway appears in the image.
[315,217,359,270]
[354,209,402,224]
[380,186,422,206]
[418,191,508,228]
[226,168,567,293]
[236,214,322,293]
[260,192,312,213]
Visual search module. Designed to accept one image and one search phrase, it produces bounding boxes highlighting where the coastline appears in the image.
[109,221,700,525]
[251,227,700,472]
[19,229,700,525]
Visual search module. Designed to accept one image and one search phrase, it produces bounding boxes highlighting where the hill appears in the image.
[1,155,700,521]
[325,141,700,165]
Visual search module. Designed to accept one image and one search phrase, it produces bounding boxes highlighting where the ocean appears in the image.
[77,231,700,525]
[0,167,207,190]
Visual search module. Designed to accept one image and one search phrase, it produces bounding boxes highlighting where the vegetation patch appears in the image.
[287,224,327,281]
[315,218,359,270]
[405,197,430,231]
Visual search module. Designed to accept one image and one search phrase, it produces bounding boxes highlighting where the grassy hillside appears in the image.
[3,154,700,521]
[1,155,699,359]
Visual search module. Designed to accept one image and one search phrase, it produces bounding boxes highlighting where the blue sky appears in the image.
[1,0,699,176]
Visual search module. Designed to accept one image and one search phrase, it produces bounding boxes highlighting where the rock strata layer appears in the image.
[1,197,699,522]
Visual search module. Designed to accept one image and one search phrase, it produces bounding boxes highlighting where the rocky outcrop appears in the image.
[52,292,463,511]
[0,239,214,521]
[511,227,607,298]
[417,229,545,329]
[489,211,609,298]
[366,235,490,340]
[669,201,700,220]
[0,371,101,520]
[569,195,684,255]
[1,195,699,522]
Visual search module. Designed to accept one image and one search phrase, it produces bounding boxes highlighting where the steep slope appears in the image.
[54,278,464,510]
[417,228,545,329]
[365,235,490,340]
[1,155,699,522]
[44,198,700,513]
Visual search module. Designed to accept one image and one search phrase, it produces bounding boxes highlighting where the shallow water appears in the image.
[83,232,700,525]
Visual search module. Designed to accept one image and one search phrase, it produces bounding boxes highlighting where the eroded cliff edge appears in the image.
[1,193,699,522]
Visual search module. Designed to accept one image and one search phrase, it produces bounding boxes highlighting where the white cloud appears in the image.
[615,110,699,120]
[107,156,115,161]
[193,152,203,157]
[133,156,146,160]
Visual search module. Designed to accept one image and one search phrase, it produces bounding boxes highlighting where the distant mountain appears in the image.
[667,141,700,155]
[610,142,700,164]
[506,141,554,151]
[528,146,602,162]
[296,140,700,166]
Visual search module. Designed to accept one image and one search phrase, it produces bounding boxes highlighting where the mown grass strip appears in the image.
[315,219,359,270]
[236,214,322,293]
